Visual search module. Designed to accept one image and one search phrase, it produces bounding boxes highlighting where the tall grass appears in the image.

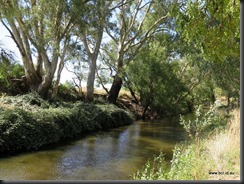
[206,108,240,180]
[133,108,240,180]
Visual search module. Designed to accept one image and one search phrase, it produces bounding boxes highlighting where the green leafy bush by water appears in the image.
[0,98,134,155]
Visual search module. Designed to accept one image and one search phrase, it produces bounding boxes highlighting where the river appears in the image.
[0,117,187,180]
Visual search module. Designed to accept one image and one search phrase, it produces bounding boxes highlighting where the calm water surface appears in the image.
[0,118,187,180]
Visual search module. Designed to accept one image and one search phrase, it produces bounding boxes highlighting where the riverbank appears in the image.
[133,107,240,180]
[0,93,134,155]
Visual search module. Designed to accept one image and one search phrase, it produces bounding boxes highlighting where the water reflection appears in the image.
[0,119,187,180]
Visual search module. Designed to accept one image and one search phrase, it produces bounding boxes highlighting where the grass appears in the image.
[206,108,240,180]
[133,108,240,180]
[79,87,133,98]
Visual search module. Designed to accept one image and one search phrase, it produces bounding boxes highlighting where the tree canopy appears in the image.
[0,0,240,116]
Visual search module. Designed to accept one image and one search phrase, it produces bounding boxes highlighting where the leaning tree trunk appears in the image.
[107,74,123,104]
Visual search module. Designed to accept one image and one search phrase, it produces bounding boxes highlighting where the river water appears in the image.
[0,118,187,180]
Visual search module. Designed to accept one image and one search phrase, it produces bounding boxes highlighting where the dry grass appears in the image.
[206,109,240,180]
[81,87,133,98]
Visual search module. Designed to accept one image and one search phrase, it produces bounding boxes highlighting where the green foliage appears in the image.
[168,145,195,179]
[0,0,238,119]
[0,93,49,110]
[134,133,237,180]
[126,40,188,116]
[0,50,25,94]
[180,105,227,139]
[133,152,169,180]
[133,144,209,180]
[0,109,60,152]
[95,103,134,129]
[57,83,82,101]
[191,79,215,106]
[174,0,240,62]
[167,143,210,180]
[210,57,240,102]
[0,95,133,155]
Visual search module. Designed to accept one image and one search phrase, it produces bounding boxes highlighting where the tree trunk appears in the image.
[107,74,123,104]
[142,105,149,121]
[36,66,56,99]
[37,78,53,99]
[23,64,42,93]
[86,57,96,102]
[52,60,65,99]
[51,41,67,99]
[128,86,139,104]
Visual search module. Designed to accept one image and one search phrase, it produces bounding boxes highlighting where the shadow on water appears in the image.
[0,117,188,180]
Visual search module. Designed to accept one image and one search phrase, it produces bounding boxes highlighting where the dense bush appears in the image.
[0,93,49,110]
[0,100,134,155]
[180,105,228,139]
[0,51,27,95]
[57,83,83,101]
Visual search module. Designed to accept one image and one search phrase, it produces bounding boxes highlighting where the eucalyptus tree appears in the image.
[104,0,170,104]
[0,0,83,98]
[72,0,114,101]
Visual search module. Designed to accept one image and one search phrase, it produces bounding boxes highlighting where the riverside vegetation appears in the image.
[0,0,240,180]
[133,106,240,180]
[0,93,134,155]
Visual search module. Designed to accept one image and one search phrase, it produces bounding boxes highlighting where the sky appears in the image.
[0,23,74,84]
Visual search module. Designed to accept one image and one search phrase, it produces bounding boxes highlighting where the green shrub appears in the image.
[133,142,210,180]
[180,105,227,139]
[0,109,60,153]
[0,53,26,95]
[57,83,82,101]
[0,101,134,155]
[0,93,49,111]
[133,152,169,180]
[167,143,209,180]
